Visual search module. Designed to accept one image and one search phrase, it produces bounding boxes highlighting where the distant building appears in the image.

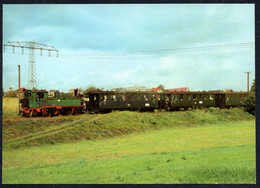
[149,87,163,93]
[125,86,150,92]
[224,89,234,92]
[69,88,83,97]
[69,88,82,93]
[48,90,60,97]
[69,89,76,94]
[111,88,126,92]
[9,87,13,92]
[209,90,222,92]
[166,87,190,92]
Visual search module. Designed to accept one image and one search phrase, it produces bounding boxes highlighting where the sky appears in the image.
[3,4,255,92]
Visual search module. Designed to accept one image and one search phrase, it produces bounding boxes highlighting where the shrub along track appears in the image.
[3,114,103,148]
[5,116,100,142]
[2,108,254,149]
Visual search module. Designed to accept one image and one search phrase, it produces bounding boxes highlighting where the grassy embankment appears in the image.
[2,97,19,118]
[3,108,253,148]
[2,108,256,184]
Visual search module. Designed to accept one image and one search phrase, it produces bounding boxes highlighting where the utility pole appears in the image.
[4,41,58,90]
[18,64,20,89]
[245,72,251,93]
[18,64,20,115]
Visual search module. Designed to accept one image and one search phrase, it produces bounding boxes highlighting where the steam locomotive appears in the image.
[18,88,85,117]
[18,88,251,117]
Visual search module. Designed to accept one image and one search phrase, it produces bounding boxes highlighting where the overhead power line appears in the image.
[54,42,254,59]
[4,41,59,89]
[3,41,254,61]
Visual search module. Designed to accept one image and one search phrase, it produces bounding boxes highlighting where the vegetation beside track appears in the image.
[3,108,254,149]
[2,97,19,118]
[3,120,255,184]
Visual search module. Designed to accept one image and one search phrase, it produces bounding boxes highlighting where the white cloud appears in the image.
[114,69,137,79]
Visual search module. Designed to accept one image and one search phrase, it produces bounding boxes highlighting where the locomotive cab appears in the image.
[28,90,48,108]
[18,88,48,116]
[19,89,47,109]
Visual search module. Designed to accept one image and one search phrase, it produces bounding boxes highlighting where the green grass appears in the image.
[2,120,255,184]
[2,97,19,117]
[3,108,254,149]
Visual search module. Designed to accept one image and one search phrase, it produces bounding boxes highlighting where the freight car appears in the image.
[86,90,250,113]
[18,88,85,117]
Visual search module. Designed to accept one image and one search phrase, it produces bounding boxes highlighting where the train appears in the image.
[18,87,252,117]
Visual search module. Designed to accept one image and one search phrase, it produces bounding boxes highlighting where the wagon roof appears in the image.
[20,88,48,93]
[167,91,249,94]
[88,90,250,95]
[87,90,158,94]
[30,89,48,93]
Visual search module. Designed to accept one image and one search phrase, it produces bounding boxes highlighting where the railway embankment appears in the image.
[3,108,254,149]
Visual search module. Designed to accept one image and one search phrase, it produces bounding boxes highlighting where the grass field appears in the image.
[2,97,19,118]
[2,111,256,184]
[2,98,256,184]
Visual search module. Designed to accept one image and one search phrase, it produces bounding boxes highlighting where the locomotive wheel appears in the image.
[30,110,37,117]
[74,109,80,115]
[24,113,30,118]
[67,110,72,115]
[56,110,61,116]
[33,110,38,117]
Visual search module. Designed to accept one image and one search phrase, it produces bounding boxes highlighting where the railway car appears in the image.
[86,90,251,113]
[86,91,160,113]
[167,91,216,110]
[223,92,248,108]
[18,88,85,117]
[167,91,248,110]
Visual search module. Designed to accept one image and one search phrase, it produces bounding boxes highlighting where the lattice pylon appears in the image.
[3,41,58,90]
[27,47,36,89]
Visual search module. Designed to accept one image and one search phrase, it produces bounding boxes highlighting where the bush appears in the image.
[242,95,255,115]
[60,92,74,98]
[5,90,18,98]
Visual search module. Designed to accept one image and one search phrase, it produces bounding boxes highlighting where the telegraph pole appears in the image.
[18,64,20,115]
[245,72,251,93]
[18,64,20,89]
[4,41,58,89]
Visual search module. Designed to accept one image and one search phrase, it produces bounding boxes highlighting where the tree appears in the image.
[60,92,74,98]
[158,84,165,90]
[5,90,18,98]
[250,79,255,92]
[83,86,102,96]
[242,94,255,115]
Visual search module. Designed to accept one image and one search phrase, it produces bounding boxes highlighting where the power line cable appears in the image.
[60,42,254,56]
[3,41,254,60]
[58,44,254,59]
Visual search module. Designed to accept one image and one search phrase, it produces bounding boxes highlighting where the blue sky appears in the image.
[3,4,255,92]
